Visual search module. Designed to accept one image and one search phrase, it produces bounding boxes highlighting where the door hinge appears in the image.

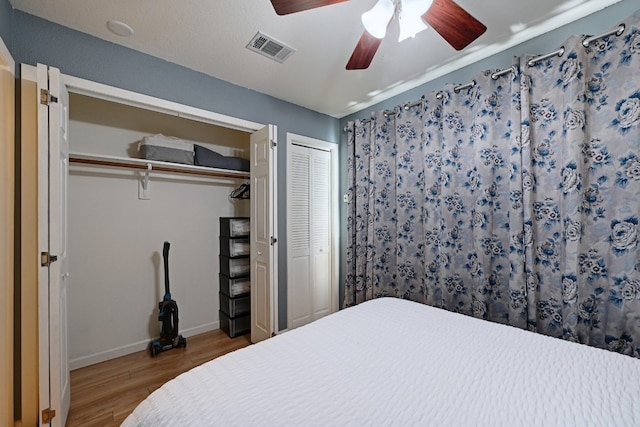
[270,139,277,148]
[270,236,278,246]
[40,88,59,106]
[41,252,58,267]
[42,407,56,424]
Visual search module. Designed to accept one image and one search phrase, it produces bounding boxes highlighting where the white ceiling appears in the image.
[9,0,625,118]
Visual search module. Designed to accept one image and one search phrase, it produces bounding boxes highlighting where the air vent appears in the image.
[247,32,295,63]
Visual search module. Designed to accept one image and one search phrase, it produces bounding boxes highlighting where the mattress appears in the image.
[122,298,640,426]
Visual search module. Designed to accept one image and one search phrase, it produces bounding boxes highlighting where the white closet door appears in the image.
[310,149,331,320]
[250,124,277,343]
[288,145,311,328]
[287,144,331,329]
[37,64,71,427]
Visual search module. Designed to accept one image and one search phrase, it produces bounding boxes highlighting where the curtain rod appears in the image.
[403,100,423,110]
[525,24,624,67]
[527,47,566,67]
[344,23,626,132]
[454,80,475,93]
[583,24,625,47]
[490,24,624,79]
[491,67,513,80]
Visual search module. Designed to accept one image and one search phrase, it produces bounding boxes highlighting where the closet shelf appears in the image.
[69,152,250,180]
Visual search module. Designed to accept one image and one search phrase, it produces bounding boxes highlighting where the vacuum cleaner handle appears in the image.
[163,241,171,296]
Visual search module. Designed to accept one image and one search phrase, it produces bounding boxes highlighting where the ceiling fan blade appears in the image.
[346,31,384,70]
[270,0,350,15]
[422,0,486,50]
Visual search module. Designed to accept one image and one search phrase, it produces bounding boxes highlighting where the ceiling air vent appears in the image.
[247,32,295,63]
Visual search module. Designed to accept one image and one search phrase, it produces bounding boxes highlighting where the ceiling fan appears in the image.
[270,0,486,70]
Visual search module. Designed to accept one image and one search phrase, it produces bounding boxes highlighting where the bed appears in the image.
[122,297,640,426]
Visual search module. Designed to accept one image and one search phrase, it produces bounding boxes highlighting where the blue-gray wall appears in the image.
[337,0,640,309]
[7,7,342,331]
[0,0,11,50]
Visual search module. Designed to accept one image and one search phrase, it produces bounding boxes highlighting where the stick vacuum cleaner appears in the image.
[150,241,186,357]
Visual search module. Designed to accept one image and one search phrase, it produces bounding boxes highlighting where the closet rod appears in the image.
[69,154,250,180]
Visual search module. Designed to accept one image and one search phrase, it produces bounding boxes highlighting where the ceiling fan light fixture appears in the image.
[398,10,426,41]
[361,0,394,39]
[398,0,432,41]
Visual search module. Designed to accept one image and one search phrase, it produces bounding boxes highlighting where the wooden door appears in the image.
[0,36,14,427]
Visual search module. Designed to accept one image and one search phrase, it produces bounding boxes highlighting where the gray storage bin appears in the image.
[220,217,250,237]
[219,310,250,338]
[219,292,250,317]
[220,274,250,297]
[219,255,250,277]
[220,237,250,257]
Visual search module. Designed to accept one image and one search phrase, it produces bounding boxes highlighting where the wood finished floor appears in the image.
[66,329,251,427]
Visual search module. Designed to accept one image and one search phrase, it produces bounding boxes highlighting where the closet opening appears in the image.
[66,93,253,369]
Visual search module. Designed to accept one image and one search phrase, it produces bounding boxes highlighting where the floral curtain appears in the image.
[345,11,640,357]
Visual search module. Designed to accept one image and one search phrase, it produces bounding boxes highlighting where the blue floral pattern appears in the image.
[346,14,640,358]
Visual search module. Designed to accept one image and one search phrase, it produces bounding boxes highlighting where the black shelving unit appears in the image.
[219,217,251,338]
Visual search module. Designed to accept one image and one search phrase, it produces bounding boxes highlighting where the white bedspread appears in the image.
[122,298,640,426]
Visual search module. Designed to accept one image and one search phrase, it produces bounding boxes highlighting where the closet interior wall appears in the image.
[67,93,250,369]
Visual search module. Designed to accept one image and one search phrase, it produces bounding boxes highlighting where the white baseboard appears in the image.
[69,321,220,370]
[181,321,220,338]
